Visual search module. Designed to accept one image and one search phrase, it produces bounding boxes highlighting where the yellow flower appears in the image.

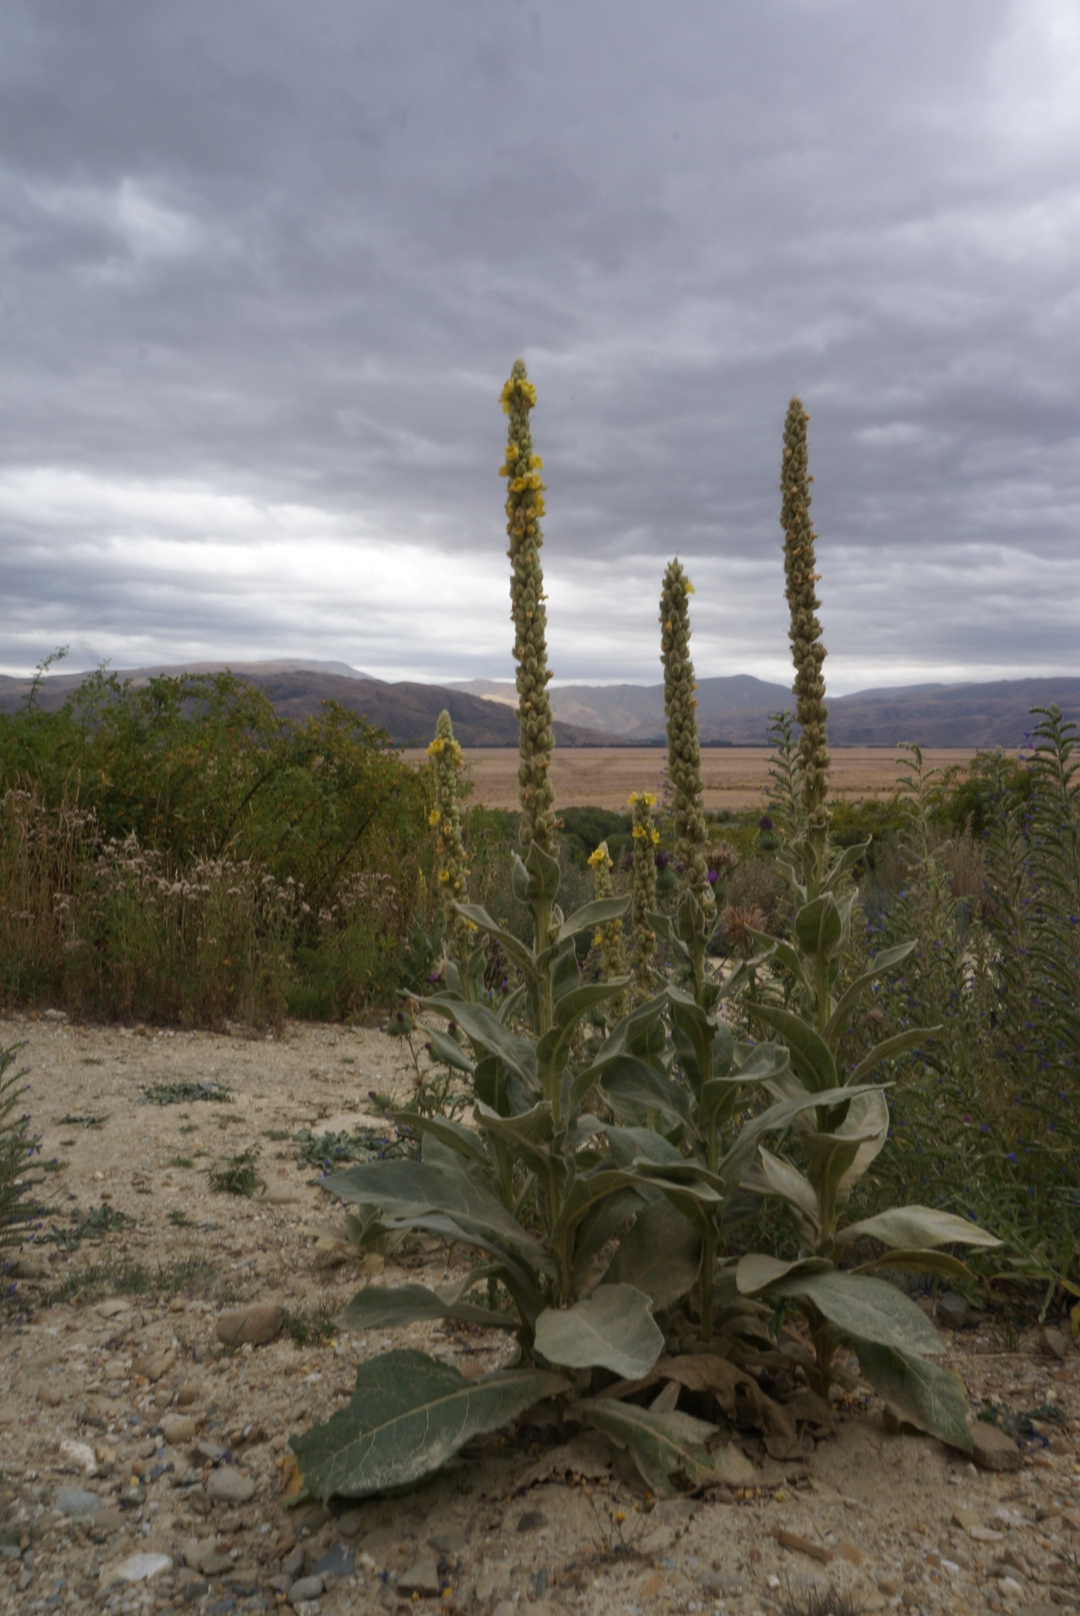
[650,828,660,845]
[632,825,645,840]
[528,455,543,469]
[428,809,441,827]
[587,846,608,869]
[427,737,445,756]
[643,792,657,807]
[438,869,450,884]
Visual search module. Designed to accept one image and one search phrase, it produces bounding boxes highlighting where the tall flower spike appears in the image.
[501,359,557,857]
[659,559,715,920]
[780,399,830,847]
[427,710,471,962]
[628,792,659,1001]
[586,841,627,985]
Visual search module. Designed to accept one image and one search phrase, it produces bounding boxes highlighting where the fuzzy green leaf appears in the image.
[554,896,630,945]
[290,1350,567,1502]
[794,894,844,959]
[749,1004,838,1093]
[600,1199,703,1312]
[735,1253,831,1294]
[823,942,917,1044]
[339,1283,513,1332]
[578,1399,754,1496]
[850,1025,940,1084]
[535,1285,663,1379]
[391,1111,490,1168]
[767,1269,945,1356]
[850,1249,978,1282]
[424,1029,476,1076]
[599,1056,693,1131]
[836,1206,1001,1251]
[851,1340,973,1451]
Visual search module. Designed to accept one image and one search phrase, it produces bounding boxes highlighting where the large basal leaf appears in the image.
[766,1270,945,1357]
[290,1350,567,1502]
[578,1398,753,1496]
[534,1284,664,1379]
[836,1205,1001,1251]
[339,1282,513,1332]
[851,1339,973,1452]
[600,1200,702,1312]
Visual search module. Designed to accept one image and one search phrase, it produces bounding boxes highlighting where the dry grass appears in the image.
[401,746,978,812]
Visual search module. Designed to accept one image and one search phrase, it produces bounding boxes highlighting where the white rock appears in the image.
[59,1438,97,1475]
[102,1553,172,1584]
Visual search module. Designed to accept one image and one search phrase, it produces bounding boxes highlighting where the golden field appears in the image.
[401,745,978,812]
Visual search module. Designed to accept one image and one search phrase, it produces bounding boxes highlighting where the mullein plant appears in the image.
[628,792,660,1001]
[587,841,628,989]
[427,710,476,982]
[293,361,746,1504]
[614,558,796,1343]
[659,559,716,1006]
[733,399,997,1441]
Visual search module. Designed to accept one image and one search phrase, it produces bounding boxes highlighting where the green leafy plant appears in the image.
[143,1081,232,1105]
[731,400,997,1446]
[291,362,751,1504]
[0,1043,48,1256]
[207,1146,264,1197]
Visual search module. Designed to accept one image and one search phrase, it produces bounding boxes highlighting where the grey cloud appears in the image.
[0,0,1077,685]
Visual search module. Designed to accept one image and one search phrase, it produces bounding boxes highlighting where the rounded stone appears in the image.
[160,1414,198,1444]
[205,1467,256,1504]
[214,1304,285,1347]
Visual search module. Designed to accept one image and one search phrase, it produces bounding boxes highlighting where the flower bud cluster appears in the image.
[659,560,715,918]
[500,360,557,856]
[628,791,659,999]
[426,710,471,955]
[586,841,627,983]
[781,398,830,835]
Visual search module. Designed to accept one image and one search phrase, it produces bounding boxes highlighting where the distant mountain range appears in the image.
[0,661,609,748]
[1,661,1077,749]
[450,675,1080,749]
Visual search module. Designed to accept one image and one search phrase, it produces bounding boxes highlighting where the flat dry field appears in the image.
[402,746,977,812]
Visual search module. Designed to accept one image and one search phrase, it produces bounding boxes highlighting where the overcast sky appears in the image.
[1,1,1078,694]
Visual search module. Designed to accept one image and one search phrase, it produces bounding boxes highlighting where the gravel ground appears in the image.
[2,1010,1079,1616]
